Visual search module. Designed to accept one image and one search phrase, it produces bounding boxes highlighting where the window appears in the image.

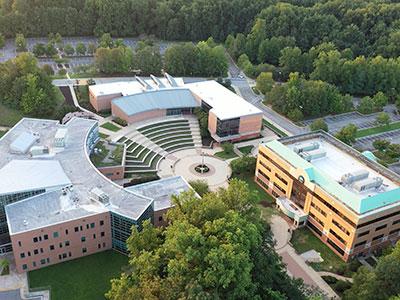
[310,202,327,217]
[44,234,48,240]
[58,255,62,260]
[40,259,46,265]
[40,248,43,253]
[373,234,384,241]
[393,219,400,225]
[102,242,106,247]
[34,249,39,255]
[358,231,369,238]
[375,224,387,231]
[20,253,25,258]
[390,228,400,235]
[354,240,367,248]
[74,227,79,232]
[86,224,89,229]
[80,226,82,231]
[68,252,72,257]
[46,258,50,263]
[62,253,67,259]
[27,251,31,257]
[18,241,22,247]
[275,173,288,185]
[53,232,59,238]
[59,242,63,248]
[93,234,96,239]
[65,229,69,235]
[90,222,95,229]
[65,241,70,247]
[101,232,105,237]
[81,236,86,242]
[22,264,27,270]
[33,237,38,243]
[158,216,163,222]
[98,244,101,249]
[332,219,350,235]
[50,245,54,251]
[82,247,87,253]
[33,262,36,267]
[100,220,104,226]
[329,229,346,245]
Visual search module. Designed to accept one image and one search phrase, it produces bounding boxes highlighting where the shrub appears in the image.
[310,118,328,132]
[42,64,54,76]
[58,69,67,76]
[221,142,234,154]
[230,156,256,175]
[113,117,127,127]
[189,180,209,197]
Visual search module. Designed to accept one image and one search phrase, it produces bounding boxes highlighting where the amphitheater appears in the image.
[98,115,231,189]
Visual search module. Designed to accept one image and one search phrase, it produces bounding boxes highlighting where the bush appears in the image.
[322,276,338,285]
[42,64,54,76]
[125,174,160,186]
[310,118,328,132]
[113,117,127,127]
[333,280,352,294]
[58,69,67,76]
[230,156,256,175]
[221,142,234,154]
[189,180,209,196]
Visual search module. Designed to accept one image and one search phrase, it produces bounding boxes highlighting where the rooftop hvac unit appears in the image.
[353,177,383,192]
[30,145,49,156]
[300,149,326,162]
[341,170,369,185]
[90,187,110,205]
[293,142,319,153]
[54,128,68,148]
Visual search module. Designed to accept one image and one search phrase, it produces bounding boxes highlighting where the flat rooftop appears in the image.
[1,118,154,234]
[126,176,193,211]
[89,76,184,97]
[264,132,400,215]
[112,88,198,116]
[186,80,262,120]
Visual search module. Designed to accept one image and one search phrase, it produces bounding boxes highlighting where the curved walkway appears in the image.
[318,271,353,283]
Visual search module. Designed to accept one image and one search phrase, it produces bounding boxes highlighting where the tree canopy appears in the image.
[106,179,307,300]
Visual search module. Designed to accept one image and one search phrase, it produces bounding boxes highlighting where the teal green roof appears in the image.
[362,151,377,162]
[264,140,400,214]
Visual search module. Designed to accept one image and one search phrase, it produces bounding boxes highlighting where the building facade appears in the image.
[255,132,400,261]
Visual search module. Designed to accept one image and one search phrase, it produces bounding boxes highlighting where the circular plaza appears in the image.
[158,148,231,190]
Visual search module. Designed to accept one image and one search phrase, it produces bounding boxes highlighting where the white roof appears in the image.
[10,132,39,153]
[89,78,185,97]
[0,160,71,195]
[186,80,262,120]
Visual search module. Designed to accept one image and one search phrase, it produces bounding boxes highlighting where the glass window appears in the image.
[44,234,48,240]
[101,232,105,237]
[20,253,25,258]
[22,264,27,270]
[81,236,86,242]
[50,245,54,251]
[82,247,87,253]
[33,237,38,243]
[100,220,104,226]
[90,223,95,228]
[53,232,59,238]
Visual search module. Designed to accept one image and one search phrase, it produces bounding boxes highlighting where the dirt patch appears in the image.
[59,86,74,106]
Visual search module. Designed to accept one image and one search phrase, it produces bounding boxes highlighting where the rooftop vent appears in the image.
[293,142,319,154]
[353,177,383,192]
[90,188,110,205]
[341,170,369,185]
[300,149,326,162]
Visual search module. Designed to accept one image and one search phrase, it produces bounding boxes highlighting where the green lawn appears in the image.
[262,119,288,137]
[28,250,128,300]
[0,102,23,127]
[356,121,400,138]
[238,145,254,155]
[290,227,347,272]
[101,122,121,132]
[0,130,7,138]
[233,174,274,204]
[214,151,238,160]
[99,132,109,139]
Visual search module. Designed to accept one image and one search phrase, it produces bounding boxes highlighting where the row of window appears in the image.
[22,257,50,270]
[310,202,327,217]
[358,219,400,238]
[309,212,324,227]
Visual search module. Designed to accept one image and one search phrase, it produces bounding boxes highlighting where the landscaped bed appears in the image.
[28,250,128,300]
[356,121,400,138]
[100,122,121,132]
[214,151,238,160]
[263,119,288,137]
[238,145,254,155]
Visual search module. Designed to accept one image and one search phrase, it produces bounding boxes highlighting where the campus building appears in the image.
[0,117,192,273]
[255,131,400,261]
[88,74,262,142]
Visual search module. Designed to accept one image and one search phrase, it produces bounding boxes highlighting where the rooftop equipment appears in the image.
[300,149,326,162]
[90,187,110,205]
[30,145,49,156]
[10,132,40,154]
[341,170,369,185]
[135,76,154,90]
[54,128,68,148]
[164,72,178,87]
[150,75,166,88]
[293,142,319,154]
[353,177,383,192]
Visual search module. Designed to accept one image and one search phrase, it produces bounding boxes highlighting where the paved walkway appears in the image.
[158,148,231,191]
[270,216,338,299]
[318,271,353,283]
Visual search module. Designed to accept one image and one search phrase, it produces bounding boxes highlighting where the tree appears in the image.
[132,46,162,75]
[230,156,257,175]
[15,33,26,52]
[357,96,375,114]
[0,33,5,49]
[376,112,390,127]
[188,180,209,196]
[344,242,400,300]
[99,33,113,48]
[107,180,306,300]
[335,124,358,145]
[75,42,86,55]
[310,119,328,132]
[64,44,75,56]
[373,92,388,110]
[32,43,46,57]
[256,72,274,94]
[45,42,57,57]
[373,139,390,151]
[41,64,54,76]
[20,74,48,115]
[87,43,96,55]
[221,142,234,154]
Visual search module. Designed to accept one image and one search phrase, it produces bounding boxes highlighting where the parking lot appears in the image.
[303,105,400,134]
[0,36,175,71]
[353,129,400,151]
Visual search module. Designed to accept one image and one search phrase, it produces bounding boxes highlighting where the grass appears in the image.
[262,119,288,137]
[99,132,109,139]
[356,121,400,138]
[290,227,347,272]
[214,151,238,160]
[238,145,254,155]
[233,174,275,204]
[28,250,128,300]
[0,131,7,138]
[101,122,121,132]
[0,102,23,127]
